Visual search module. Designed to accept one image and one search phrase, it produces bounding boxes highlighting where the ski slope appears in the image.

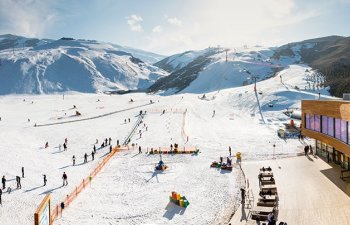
[0,64,334,224]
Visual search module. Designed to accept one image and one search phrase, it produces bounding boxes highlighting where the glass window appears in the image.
[328,117,334,137]
[306,114,310,129]
[341,120,347,143]
[314,115,321,132]
[335,118,341,140]
[348,122,350,145]
[310,114,315,130]
[322,116,328,134]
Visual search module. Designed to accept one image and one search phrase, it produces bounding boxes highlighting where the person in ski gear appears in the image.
[63,143,67,151]
[2,176,6,189]
[0,187,2,205]
[62,172,68,186]
[229,146,232,156]
[108,137,112,145]
[45,142,49,148]
[84,153,88,163]
[72,155,76,166]
[16,176,21,189]
[43,175,47,186]
[139,146,142,154]
[22,167,24,178]
[91,151,95,160]
[109,145,112,153]
[93,145,96,153]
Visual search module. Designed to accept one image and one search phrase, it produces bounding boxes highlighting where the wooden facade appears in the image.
[301,100,350,156]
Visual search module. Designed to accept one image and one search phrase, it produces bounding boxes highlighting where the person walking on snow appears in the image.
[21,167,24,178]
[16,176,21,189]
[72,155,76,166]
[62,172,68,186]
[91,151,95,160]
[0,187,2,205]
[108,137,112,145]
[63,143,67,151]
[43,174,47,186]
[84,153,88,163]
[93,145,96,153]
[139,146,142,154]
[109,145,112,153]
[2,176,6,189]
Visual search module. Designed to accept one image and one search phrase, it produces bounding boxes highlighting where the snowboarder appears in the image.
[2,176,6,189]
[16,176,21,189]
[72,155,76,166]
[21,167,24,178]
[91,151,95,160]
[139,146,142,154]
[62,172,68,186]
[93,145,96,153]
[108,137,112,145]
[84,153,88,163]
[43,175,47,186]
[229,146,232,156]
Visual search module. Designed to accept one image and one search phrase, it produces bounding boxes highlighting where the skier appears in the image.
[43,175,47,186]
[93,145,96,153]
[62,172,68,186]
[21,167,24,178]
[229,146,232,156]
[139,146,142,154]
[84,153,88,163]
[91,151,95,160]
[16,176,21,189]
[72,155,76,166]
[2,176,6,189]
[45,142,49,148]
[108,137,112,145]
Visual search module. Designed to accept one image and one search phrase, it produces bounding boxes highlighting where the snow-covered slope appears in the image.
[0,35,168,94]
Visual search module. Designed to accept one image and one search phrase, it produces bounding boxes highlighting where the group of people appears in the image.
[304,145,314,156]
[1,167,25,205]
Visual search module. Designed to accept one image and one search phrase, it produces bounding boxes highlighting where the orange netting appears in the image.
[50,146,126,223]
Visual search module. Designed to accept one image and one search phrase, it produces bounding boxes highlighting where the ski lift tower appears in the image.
[251,76,259,92]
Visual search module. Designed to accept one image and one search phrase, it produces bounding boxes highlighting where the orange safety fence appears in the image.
[50,146,127,224]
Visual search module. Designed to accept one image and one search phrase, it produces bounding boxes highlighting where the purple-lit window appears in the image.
[328,117,334,137]
[310,115,315,130]
[322,116,328,134]
[314,115,321,132]
[306,114,311,129]
[335,118,341,139]
[348,122,350,144]
[341,120,347,143]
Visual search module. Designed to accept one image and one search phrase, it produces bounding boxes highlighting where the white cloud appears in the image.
[126,14,143,32]
[152,25,162,33]
[0,0,57,37]
[167,17,182,27]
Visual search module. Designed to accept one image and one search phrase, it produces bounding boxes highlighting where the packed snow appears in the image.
[0,63,335,225]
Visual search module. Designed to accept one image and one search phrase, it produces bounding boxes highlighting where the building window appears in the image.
[328,117,334,137]
[335,118,341,140]
[310,114,315,130]
[306,114,311,129]
[314,115,321,132]
[322,116,328,134]
[341,120,347,143]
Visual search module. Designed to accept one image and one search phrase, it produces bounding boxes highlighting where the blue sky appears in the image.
[0,0,350,55]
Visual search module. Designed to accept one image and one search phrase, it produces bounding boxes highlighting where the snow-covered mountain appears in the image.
[0,35,167,94]
[150,46,286,94]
